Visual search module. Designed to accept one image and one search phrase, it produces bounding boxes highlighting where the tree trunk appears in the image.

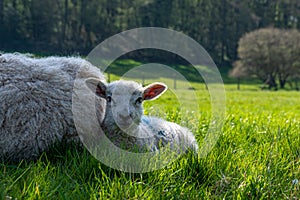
[279,79,286,89]
[220,0,227,65]
[265,74,277,90]
[278,73,288,89]
[295,78,299,91]
[12,0,17,9]
[0,0,3,24]
[61,0,69,49]
[0,0,3,44]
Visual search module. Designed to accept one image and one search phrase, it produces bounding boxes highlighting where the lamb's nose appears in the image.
[119,114,131,121]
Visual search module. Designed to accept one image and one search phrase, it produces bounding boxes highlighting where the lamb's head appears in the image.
[86,79,167,130]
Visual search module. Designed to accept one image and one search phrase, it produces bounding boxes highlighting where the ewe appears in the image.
[0,53,105,162]
[86,79,198,154]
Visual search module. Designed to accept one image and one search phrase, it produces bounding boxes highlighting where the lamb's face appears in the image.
[85,79,167,130]
[105,81,144,129]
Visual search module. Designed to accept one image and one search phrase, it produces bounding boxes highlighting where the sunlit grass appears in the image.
[1,72,300,199]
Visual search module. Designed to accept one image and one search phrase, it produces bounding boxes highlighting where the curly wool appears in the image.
[102,115,199,153]
[0,53,104,162]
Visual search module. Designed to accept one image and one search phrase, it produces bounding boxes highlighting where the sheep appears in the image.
[85,79,199,154]
[0,53,106,162]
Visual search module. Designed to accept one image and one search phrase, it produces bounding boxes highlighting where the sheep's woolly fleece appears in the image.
[0,53,105,162]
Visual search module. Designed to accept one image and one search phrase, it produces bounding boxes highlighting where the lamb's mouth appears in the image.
[117,120,140,133]
[116,120,133,129]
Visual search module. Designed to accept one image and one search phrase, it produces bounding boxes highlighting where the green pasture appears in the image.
[1,64,300,199]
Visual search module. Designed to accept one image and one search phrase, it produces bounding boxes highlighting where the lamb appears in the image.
[0,53,106,162]
[85,79,199,154]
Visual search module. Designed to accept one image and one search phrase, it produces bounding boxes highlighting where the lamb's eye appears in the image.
[136,97,143,104]
[106,96,112,102]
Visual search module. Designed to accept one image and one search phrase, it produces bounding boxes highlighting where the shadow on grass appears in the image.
[0,141,208,187]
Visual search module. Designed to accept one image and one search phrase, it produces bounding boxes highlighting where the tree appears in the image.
[233,28,300,89]
[0,0,3,26]
[0,0,3,45]
[276,29,300,88]
[229,61,248,90]
[0,0,299,62]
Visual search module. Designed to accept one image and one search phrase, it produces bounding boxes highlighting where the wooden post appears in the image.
[142,76,145,86]
[173,74,177,90]
[295,78,299,91]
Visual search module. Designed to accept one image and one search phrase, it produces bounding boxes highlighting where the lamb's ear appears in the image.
[143,82,167,100]
[85,78,107,98]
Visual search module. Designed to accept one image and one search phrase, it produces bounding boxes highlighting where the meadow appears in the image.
[0,69,300,199]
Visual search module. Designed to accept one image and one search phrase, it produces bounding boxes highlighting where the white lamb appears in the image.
[86,79,199,154]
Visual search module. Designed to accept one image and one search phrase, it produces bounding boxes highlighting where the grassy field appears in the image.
[1,73,300,199]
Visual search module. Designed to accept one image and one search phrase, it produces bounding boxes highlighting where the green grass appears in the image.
[1,74,300,199]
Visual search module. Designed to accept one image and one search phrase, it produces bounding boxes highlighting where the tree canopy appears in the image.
[0,0,300,66]
[232,28,300,89]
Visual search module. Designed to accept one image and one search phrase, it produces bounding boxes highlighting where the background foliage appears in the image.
[1,0,300,67]
[231,28,300,90]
